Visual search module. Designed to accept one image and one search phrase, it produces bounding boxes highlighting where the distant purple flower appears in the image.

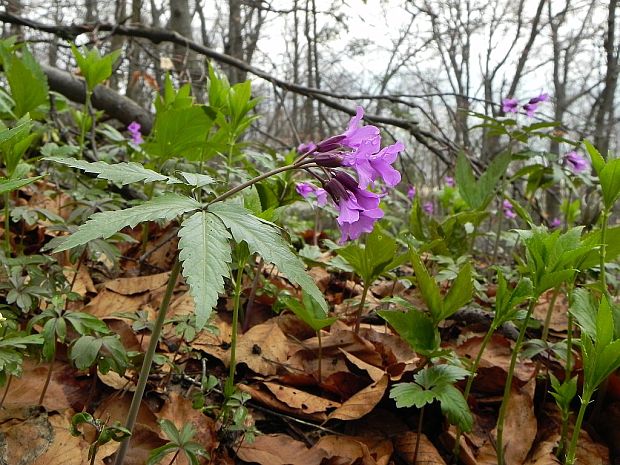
[502,98,519,114]
[445,176,455,187]
[550,217,562,229]
[502,199,516,219]
[296,182,327,206]
[563,151,589,174]
[529,92,550,104]
[127,121,143,145]
[423,202,434,215]
[407,185,416,200]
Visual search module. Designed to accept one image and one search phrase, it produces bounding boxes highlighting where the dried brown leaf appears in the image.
[263,382,341,413]
[104,272,170,295]
[236,433,326,465]
[394,432,447,465]
[327,375,388,421]
[236,321,289,376]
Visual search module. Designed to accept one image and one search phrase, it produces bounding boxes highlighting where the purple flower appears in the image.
[502,200,516,219]
[550,217,562,229]
[296,182,327,206]
[502,98,519,114]
[529,92,550,104]
[407,185,416,200]
[344,140,404,189]
[522,93,549,117]
[445,176,455,187]
[325,173,384,243]
[127,121,143,145]
[563,151,589,174]
[342,107,381,150]
[423,202,434,215]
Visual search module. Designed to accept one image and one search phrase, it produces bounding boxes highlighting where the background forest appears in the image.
[0,1,619,465]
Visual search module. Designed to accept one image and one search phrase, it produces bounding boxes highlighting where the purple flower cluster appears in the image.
[407,185,416,200]
[502,200,516,219]
[295,107,404,243]
[563,150,589,174]
[127,121,143,145]
[502,92,550,117]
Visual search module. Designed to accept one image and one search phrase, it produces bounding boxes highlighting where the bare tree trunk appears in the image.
[110,0,127,91]
[169,0,204,99]
[126,0,142,101]
[85,0,97,23]
[593,0,618,157]
[226,0,244,83]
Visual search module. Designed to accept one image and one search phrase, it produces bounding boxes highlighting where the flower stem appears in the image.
[4,193,10,254]
[113,259,181,465]
[565,389,592,465]
[317,329,323,384]
[0,374,13,410]
[208,159,315,206]
[353,282,370,334]
[495,298,537,465]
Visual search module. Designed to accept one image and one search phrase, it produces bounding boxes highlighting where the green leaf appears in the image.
[441,263,473,321]
[71,335,103,370]
[0,176,42,195]
[336,228,397,283]
[599,159,620,209]
[390,382,436,408]
[415,364,470,388]
[583,140,605,175]
[280,292,336,331]
[178,211,232,329]
[45,157,177,185]
[6,47,49,118]
[54,194,200,252]
[147,444,178,465]
[378,309,439,354]
[456,152,511,210]
[408,247,442,322]
[209,202,327,313]
[71,45,121,92]
[432,383,473,432]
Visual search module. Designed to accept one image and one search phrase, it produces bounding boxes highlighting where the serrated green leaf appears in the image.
[378,309,439,354]
[45,157,177,185]
[390,382,436,408]
[54,193,200,252]
[209,202,327,313]
[583,140,605,175]
[178,211,232,329]
[6,47,49,118]
[415,364,470,388]
[432,383,473,432]
[0,176,42,194]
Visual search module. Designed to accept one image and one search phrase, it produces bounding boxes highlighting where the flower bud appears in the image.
[333,171,359,191]
[324,178,348,201]
[313,152,344,167]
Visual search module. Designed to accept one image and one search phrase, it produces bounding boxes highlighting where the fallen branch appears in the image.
[0,11,454,163]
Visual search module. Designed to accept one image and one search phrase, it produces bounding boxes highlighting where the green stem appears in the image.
[208,159,315,206]
[541,285,561,345]
[565,389,593,465]
[353,282,370,334]
[599,209,609,294]
[225,258,246,398]
[495,298,537,465]
[453,325,496,458]
[0,374,13,410]
[38,358,54,406]
[79,91,91,158]
[4,193,10,254]
[113,259,182,465]
[317,329,323,384]
[414,405,425,465]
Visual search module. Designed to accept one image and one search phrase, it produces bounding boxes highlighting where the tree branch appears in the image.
[0,11,454,163]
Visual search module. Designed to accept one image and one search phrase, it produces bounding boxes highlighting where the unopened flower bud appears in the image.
[314,153,344,167]
[316,135,346,152]
[324,178,349,201]
[334,171,359,191]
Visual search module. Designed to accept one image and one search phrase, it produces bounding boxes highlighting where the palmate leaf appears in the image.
[390,382,436,408]
[54,193,201,252]
[209,202,327,312]
[45,157,179,186]
[178,211,232,329]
